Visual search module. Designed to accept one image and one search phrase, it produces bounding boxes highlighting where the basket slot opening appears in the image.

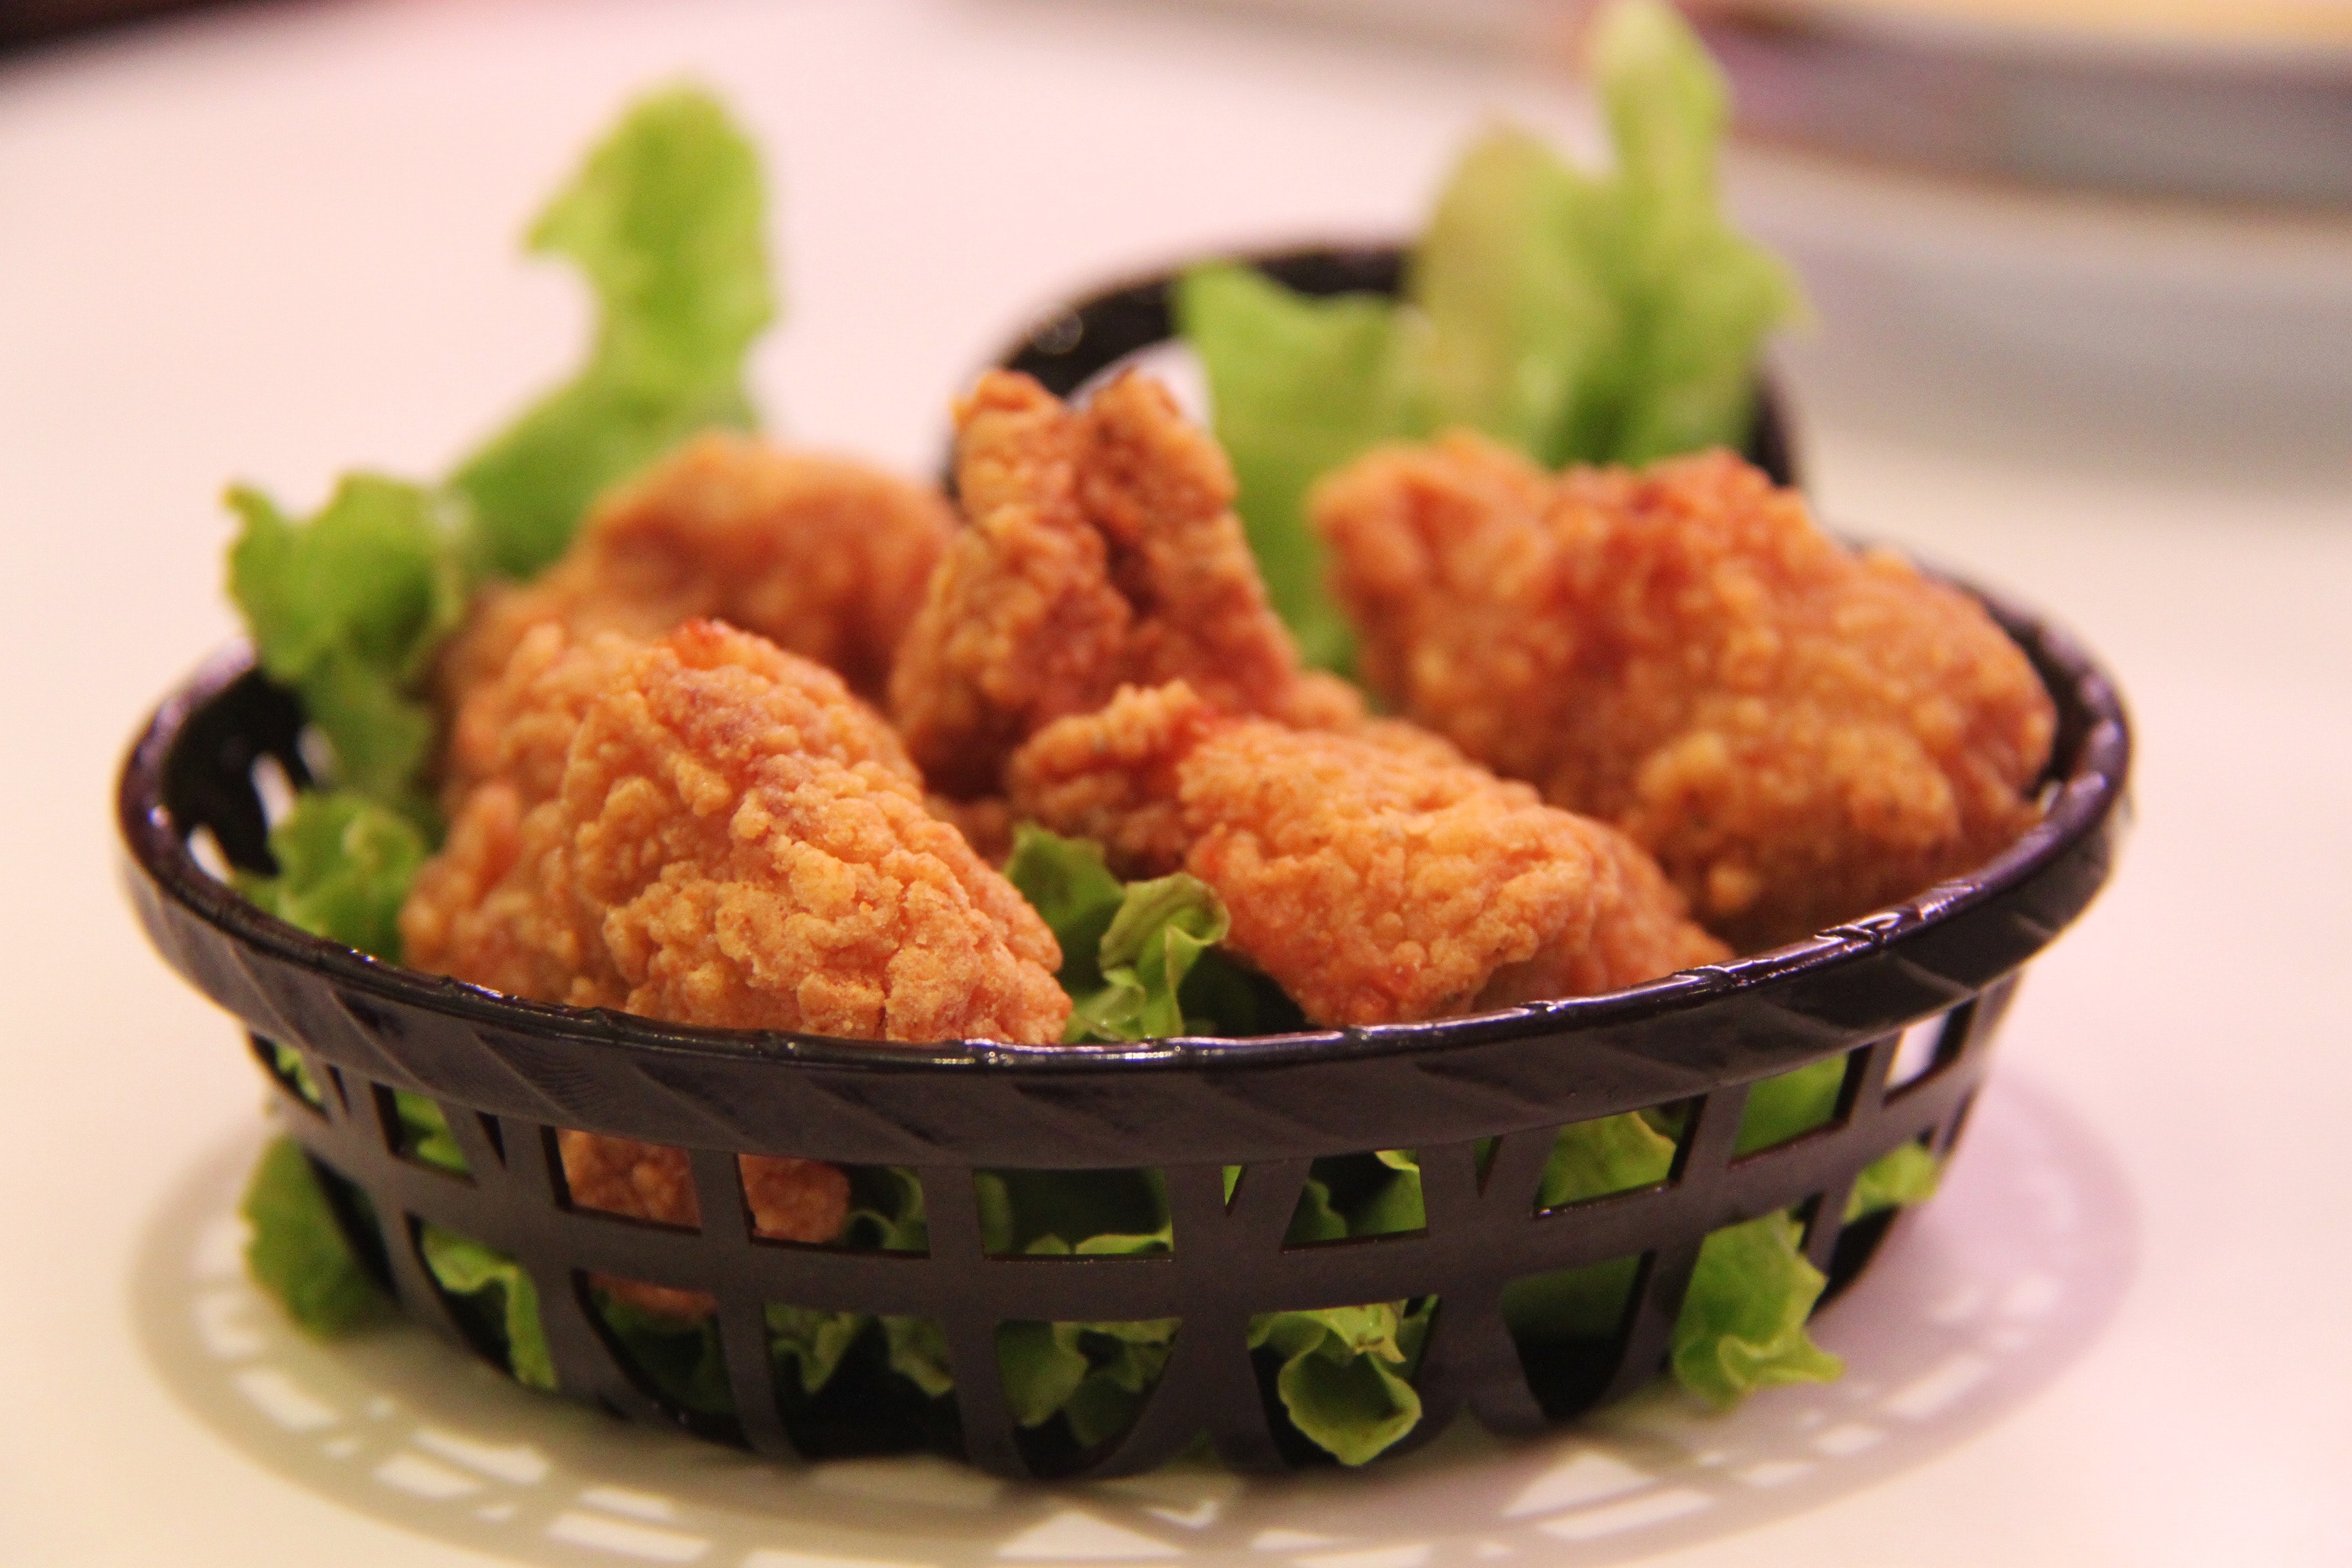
[251,1035,327,1114]
[306,1149,395,1297]
[803,1163,928,1255]
[411,1220,555,1390]
[1733,1054,1861,1159]
[1809,1119,1955,1302]
[1283,1150,1425,1247]
[249,752,297,831]
[1503,1255,1646,1420]
[973,1167,1173,1258]
[1531,1110,1685,1215]
[770,1307,962,1460]
[1886,1009,1959,1095]
[186,824,234,884]
[555,1130,708,1233]
[377,1086,472,1178]
[1249,1297,1437,1469]
[998,1317,1179,1477]
[583,1277,744,1447]
[1824,1207,1899,1300]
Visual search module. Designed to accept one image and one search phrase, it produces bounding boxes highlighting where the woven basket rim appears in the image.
[116,578,2129,1081]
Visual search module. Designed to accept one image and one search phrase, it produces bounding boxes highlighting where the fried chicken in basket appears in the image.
[1313,440,2056,951]
[439,432,951,745]
[887,370,1359,801]
[402,619,1068,1309]
[1008,682,1726,1028]
[408,617,1066,1037]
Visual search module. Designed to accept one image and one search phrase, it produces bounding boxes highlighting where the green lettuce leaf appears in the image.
[1069,873,1229,1042]
[976,1166,1172,1258]
[1412,123,1615,467]
[1671,1211,1842,1405]
[1285,1147,1426,1245]
[1173,264,1426,672]
[1002,824,1126,999]
[880,1313,957,1399]
[595,1291,735,1417]
[264,1041,325,1109]
[235,790,429,961]
[764,1166,948,1402]
[1733,1057,1944,1220]
[1536,1109,1678,1209]
[1735,1056,1846,1156]
[225,476,466,824]
[1510,1113,1845,1405]
[1250,1299,1436,1466]
[1178,0,1799,666]
[1584,0,1801,463]
[451,84,774,580]
[839,1162,930,1254]
[1848,1140,1941,1220]
[1000,1318,1181,1450]
[1503,1113,1677,1350]
[1003,824,1303,1041]
[224,84,777,934]
[418,1225,557,1390]
[765,1303,871,1397]
[240,1137,389,1337]
[392,1091,469,1175]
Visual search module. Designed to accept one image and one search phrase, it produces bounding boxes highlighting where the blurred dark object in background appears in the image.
[1688,1,2352,208]
[1,0,264,50]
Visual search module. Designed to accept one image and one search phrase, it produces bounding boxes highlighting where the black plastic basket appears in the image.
[116,248,2127,1481]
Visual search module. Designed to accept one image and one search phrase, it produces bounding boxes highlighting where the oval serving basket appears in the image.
[118,248,2127,1482]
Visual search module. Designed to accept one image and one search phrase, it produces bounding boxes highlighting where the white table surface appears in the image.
[3,2,2349,1564]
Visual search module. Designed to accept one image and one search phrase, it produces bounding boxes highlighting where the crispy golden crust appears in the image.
[1008,683,1725,1026]
[887,371,1328,799]
[440,432,953,725]
[402,620,1068,1041]
[1314,438,2056,951]
[1002,679,1224,878]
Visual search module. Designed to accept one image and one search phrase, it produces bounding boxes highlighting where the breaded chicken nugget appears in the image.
[1008,683,1725,1027]
[408,621,1068,1317]
[887,370,1351,798]
[440,432,952,730]
[403,619,1068,1041]
[1314,439,2055,951]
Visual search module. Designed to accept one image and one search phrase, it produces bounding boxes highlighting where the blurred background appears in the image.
[12,0,2345,487]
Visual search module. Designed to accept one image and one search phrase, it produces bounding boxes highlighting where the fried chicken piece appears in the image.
[407,621,1068,1320]
[1314,439,2057,951]
[1008,683,1726,1027]
[403,619,1068,1039]
[440,434,951,777]
[887,370,1350,798]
